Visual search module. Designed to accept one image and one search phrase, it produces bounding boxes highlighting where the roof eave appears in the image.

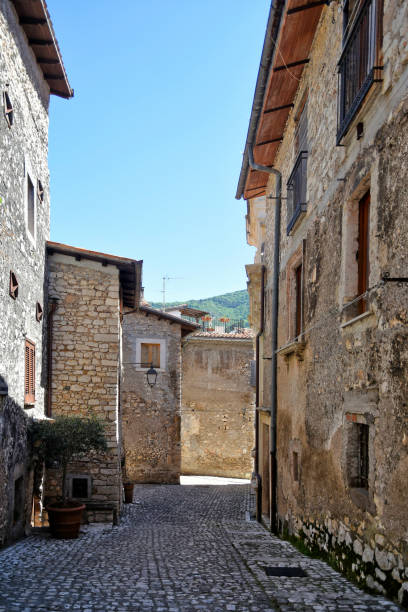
[11,0,73,98]
[235,0,286,200]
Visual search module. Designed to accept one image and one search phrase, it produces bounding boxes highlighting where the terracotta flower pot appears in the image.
[123,482,134,503]
[46,502,85,539]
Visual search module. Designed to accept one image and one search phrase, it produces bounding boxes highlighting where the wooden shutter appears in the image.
[357,191,370,314]
[24,340,35,404]
[141,343,160,368]
[295,263,302,337]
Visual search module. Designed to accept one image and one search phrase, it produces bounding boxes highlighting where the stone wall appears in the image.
[181,334,255,479]
[250,2,408,603]
[46,254,122,523]
[0,1,50,544]
[121,310,183,484]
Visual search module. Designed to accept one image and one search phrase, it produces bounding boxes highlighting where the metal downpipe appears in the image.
[248,147,281,534]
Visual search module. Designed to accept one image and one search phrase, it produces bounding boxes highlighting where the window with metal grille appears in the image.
[141,343,160,368]
[9,271,18,299]
[71,477,89,499]
[3,91,13,127]
[348,421,369,489]
[27,174,35,238]
[287,103,308,234]
[337,0,383,143]
[24,339,35,405]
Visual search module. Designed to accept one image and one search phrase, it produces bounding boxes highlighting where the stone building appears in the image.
[45,242,142,523]
[237,0,408,603]
[121,305,198,484]
[181,330,255,479]
[0,0,72,545]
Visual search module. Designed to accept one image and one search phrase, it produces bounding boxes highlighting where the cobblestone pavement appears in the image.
[0,479,402,611]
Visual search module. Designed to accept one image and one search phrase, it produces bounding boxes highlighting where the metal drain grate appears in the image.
[263,566,307,577]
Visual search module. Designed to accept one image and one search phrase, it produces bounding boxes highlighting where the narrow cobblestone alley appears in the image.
[0,480,401,612]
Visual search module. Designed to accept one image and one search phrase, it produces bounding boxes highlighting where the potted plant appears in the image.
[30,415,107,539]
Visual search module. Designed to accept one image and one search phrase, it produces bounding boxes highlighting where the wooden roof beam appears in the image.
[37,58,60,64]
[273,58,309,72]
[255,137,283,146]
[264,103,294,115]
[28,38,53,46]
[20,17,47,25]
[287,0,328,16]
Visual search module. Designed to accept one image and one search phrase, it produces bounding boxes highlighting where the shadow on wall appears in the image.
[0,375,32,546]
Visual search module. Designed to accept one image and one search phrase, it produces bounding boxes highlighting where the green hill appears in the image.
[150,289,249,321]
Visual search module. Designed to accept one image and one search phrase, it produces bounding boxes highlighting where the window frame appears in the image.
[287,101,308,235]
[9,270,18,299]
[357,191,370,314]
[337,0,383,144]
[24,158,37,245]
[140,342,161,368]
[135,338,166,371]
[3,90,13,128]
[347,421,369,490]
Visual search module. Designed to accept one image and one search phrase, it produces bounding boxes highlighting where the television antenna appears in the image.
[162,275,183,311]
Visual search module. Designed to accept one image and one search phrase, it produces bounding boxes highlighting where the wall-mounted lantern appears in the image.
[146,365,158,388]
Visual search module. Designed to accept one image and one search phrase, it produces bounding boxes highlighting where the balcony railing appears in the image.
[337,0,382,144]
[286,151,308,235]
[181,314,250,333]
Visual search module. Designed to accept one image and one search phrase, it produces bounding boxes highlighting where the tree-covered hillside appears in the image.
[150,289,249,321]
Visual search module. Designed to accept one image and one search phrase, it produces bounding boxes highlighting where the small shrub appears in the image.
[30,416,107,505]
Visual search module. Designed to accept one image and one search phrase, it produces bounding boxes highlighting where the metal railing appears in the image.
[337,0,382,143]
[181,315,250,333]
[286,151,308,235]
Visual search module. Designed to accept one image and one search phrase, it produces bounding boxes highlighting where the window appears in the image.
[37,180,44,203]
[27,174,35,239]
[340,186,371,321]
[337,0,383,143]
[135,338,166,371]
[287,102,308,234]
[9,271,18,299]
[66,474,92,500]
[295,264,302,338]
[3,91,13,127]
[293,451,299,482]
[286,244,305,344]
[72,477,89,498]
[36,302,43,322]
[348,422,369,489]
[141,342,160,368]
[24,339,35,405]
[357,191,370,314]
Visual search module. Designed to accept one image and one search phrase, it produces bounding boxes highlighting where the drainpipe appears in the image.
[254,265,265,522]
[248,147,281,535]
[46,298,58,417]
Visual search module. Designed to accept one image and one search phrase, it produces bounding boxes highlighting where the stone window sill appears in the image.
[277,339,306,361]
[340,309,374,330]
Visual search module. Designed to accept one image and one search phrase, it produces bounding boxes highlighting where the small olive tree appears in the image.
[30,416,107,506]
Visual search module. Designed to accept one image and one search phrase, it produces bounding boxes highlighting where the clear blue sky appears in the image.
[47,1,269,304]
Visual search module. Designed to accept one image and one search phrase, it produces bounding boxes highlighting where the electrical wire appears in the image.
[273,280,385,354]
